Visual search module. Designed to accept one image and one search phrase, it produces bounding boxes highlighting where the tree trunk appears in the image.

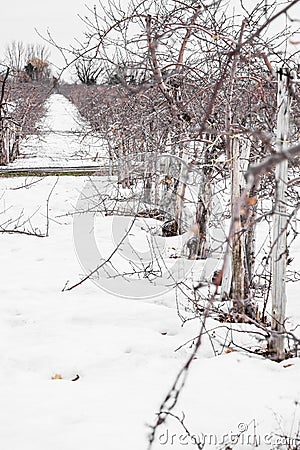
[231,137,245,313]
[244,183,259,284]
[269,67,290,361]
[0,128,9,165]
[239,138,255,288]
[174,143,189,234]
[194,143,212,258]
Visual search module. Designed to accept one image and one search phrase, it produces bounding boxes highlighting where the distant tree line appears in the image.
[4,41,51,82]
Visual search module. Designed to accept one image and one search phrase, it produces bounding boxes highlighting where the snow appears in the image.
[0,94,300,450]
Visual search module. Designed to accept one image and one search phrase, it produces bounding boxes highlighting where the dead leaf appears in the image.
[51,374,63,380]
[248,196,258,206]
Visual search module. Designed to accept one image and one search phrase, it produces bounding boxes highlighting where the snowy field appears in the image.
[1,94,300,450]
[1,174,300,450]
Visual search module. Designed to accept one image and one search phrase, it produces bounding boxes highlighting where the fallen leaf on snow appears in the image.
[51,374,63,380]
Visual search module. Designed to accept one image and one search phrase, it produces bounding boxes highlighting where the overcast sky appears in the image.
[1,1,300,81]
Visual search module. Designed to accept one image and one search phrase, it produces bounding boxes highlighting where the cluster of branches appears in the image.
[0,40,55,164]
[0,65,50,165]
[60,0,300,316]
[62,7,297,205]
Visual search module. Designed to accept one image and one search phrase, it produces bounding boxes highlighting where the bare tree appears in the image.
[74,57,103,85]
[0,62,50,165]
[5,41,26,74]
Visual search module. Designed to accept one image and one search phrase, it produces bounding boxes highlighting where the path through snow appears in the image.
[8,93,107,168]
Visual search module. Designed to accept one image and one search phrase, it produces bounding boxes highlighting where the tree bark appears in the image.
[269,67,290,361]
[231,137,245,313]
[174,142,189,234]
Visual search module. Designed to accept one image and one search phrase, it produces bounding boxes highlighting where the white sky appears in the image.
[1,1,300,82]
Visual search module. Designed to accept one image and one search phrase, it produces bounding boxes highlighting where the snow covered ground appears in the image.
[0,95,300,450]
[0,175,300,450]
